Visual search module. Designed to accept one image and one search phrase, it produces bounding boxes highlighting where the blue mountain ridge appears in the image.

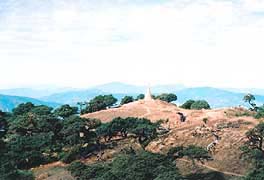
[1,82,264,111]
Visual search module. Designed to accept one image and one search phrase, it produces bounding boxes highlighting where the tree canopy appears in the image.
[156,93,177,103]
[190,100,210,110]
[120,96,134,105]
[136,94,145,100]
[180,100,195,109]
[68,151,182,180]
[54,104,78,118]
[243,94,258,111]
[83,95,117,113]
[242,122,264,179]
[96,117,160,149]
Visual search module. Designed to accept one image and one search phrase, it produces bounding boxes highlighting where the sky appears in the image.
[0,0,264,89]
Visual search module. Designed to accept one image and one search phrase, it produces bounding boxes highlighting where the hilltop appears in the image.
[82,99,259,176]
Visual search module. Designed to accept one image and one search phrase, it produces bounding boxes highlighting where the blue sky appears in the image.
[0,0,264,89]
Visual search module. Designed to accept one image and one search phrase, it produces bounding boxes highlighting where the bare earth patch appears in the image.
[82,100,260,176]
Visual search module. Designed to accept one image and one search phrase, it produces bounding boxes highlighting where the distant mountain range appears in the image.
[0,94,60,112]
[175,87,264,108]
[0,82,264,112]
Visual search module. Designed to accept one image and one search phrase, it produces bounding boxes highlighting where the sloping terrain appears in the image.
[0,94,60,112]
[82,99,260,176]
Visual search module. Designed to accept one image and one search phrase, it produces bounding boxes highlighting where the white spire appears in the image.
[144,87,153,101]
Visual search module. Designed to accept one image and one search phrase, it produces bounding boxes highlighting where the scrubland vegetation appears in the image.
[1,93,264,180]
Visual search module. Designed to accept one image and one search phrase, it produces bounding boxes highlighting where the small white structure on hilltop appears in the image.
[144,87,153,101]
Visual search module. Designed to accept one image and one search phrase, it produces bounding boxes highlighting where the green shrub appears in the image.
[180,100,195,109]
[120,96,134,105]
[68,151,181,180]
[190,100,210,110]
[16,170,35,180]
[156,93,177,103]
[67,161,87,177]
[61,146,81,164]
[255,107,264,119]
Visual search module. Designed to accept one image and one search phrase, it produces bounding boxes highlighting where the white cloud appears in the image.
[0,0,264,89]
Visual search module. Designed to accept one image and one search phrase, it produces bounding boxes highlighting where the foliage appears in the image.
[190,100,210,110]
[96,117,160,149]
[255,106,264,119]
[54,104,78,118]
[68,151,182,180]
[12,102,34,116]
[168,145,211,165]
[0,162,34,180]
[120,96,134,105]
[180,100,195,109]
[243,94,258,111]
[0,102,102,179]
[83,95,117,113]
[242,123,264,179]
[7,133,54,169]
[245,123,264,152]
[136,94,145,100]
[0,110,8,138]
[182,145,211,164]
[60,146,82,163]
[0,109,34,180]
[60,116,99,146]
[156,93,177,103]
[185,171,226,180]
[245,166,264,180]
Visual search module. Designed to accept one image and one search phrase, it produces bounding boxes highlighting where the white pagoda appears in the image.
[144,87,153,101]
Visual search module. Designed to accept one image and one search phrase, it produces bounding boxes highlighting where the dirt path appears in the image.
[178,159,244,177]
[32,161,66,171]
[141,105,152,117]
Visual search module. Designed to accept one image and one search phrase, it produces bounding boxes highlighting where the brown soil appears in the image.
[82,99,261,176]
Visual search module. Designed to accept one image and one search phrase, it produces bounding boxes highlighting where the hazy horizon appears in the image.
[1,0,264,89]
[1,81,264,93]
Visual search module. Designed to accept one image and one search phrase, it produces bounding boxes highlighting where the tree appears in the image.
[7,133,54,169]
[168,145,211,172]
[156,93,177,103]
[245,123,264,152]
[0,110,8,138]
[120,96,134,105]
[60,116,99,146]
[30,105,53,116]
[96,117,161,149]
[242,123,264,180]
[84,95,117,113]
[182,145,211,165]
[243,94,258,111]
[190,100,210,110]
[12,102,34,116]
[245,167,264,180]
[0,157,34,180]
[9,107,62,137]
[136,94,145,100]
[180,100,195,109]
[168,145,211,164]
[68,151,182,180]
[128,118,160,149]
[54,104,78,118]
[96,123,113,142]
[6,104,63,169]
[77,102,86,114]
[256,106,264,119]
